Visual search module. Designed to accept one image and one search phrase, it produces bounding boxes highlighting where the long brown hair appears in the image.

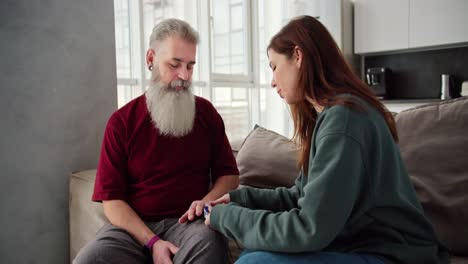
[267,16,398,175]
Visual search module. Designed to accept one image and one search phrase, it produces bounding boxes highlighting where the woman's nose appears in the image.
[271,78,277,88]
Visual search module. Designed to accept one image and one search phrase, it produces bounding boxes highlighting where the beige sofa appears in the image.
[70,97,468,263]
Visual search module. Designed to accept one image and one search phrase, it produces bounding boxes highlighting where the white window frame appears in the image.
[114,0,293,139]
[208,0,254,84]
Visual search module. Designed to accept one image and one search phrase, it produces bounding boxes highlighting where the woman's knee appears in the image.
[235,251,279,264]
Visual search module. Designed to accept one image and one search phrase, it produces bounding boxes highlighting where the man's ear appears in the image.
[146,49,155,67]
[294,46,303,68]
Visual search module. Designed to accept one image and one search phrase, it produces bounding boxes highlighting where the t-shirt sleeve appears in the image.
[92,113,128,202]
[209,108,239,181]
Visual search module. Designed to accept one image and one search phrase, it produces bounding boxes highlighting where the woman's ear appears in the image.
[294,46,303,68]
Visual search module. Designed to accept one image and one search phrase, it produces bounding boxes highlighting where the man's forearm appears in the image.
[202,175,239,202]
[103,199,155,246]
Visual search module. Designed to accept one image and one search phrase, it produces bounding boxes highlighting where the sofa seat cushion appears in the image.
[395,97,468,256]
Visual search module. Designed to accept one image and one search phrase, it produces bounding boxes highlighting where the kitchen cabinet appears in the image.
[410,0,468,48]
[354,0,409,54]
[287,0,355,67]
[355,0,468,54]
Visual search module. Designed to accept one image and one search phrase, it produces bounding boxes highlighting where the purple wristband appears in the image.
[145,235,160,251]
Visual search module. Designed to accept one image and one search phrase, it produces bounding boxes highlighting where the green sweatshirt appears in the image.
[210,100,450,264]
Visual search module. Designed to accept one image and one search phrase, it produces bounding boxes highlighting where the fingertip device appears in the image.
[203,206,210,218]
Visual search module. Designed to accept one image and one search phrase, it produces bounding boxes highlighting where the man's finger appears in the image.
[160,255,173,264]
[169,244,179,255]
[195,201,204,216]
[178,212,188,223]
[188,207,195,220]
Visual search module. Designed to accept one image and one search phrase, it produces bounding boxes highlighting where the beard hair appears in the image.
[145,67,195,138]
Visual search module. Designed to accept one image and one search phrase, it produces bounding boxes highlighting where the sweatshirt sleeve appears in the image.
[210,133,366,252]
[229,175,302,212]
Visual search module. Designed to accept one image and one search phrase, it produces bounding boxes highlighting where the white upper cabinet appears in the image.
[355,0,468,54]
[410,0,468,48]
[288,0,355,66]
[354,0,409,54]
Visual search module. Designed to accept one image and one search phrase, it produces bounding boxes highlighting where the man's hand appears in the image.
[152,239,179,264]
[178,200,205,223]
[209,193,230,206]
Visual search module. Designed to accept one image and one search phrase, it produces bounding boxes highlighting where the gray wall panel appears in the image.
[0,0,116,262]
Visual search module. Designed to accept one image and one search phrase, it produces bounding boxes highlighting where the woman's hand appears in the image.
[209,193,230,206]
[204,193,230,226]
[203,205,213,226]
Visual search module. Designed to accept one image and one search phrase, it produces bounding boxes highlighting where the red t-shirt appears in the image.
[92,95,239,221]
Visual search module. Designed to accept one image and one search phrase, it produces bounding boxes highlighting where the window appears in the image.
[212,87,251,141]
[210,0,250,78]
[114,0,142,105]
[114,0,131,79]
[208,0,253,141]
[113,0,300,141]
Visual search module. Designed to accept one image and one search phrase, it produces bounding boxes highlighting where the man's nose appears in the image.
[178,68,190,81]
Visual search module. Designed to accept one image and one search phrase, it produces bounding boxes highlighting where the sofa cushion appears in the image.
[236,125,300,188]
[395,97,468,256]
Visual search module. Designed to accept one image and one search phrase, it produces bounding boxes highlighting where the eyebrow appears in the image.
[172,57,196,65]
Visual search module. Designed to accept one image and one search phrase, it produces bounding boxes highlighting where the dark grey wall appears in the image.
[0,0,116,263]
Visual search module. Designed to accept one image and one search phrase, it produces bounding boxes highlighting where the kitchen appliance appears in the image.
[441,74,452,100]
[366,67,391,99]
[440,74,460,99]
[461,81,468,97]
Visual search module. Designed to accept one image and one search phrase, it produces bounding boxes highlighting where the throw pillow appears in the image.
[236,125,300,188]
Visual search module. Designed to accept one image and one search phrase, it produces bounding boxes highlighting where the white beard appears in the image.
[145,73,195,138]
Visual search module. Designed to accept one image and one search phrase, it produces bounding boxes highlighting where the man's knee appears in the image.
[188,222,226,247]
[172,222,228,264]
[73,240,105,264]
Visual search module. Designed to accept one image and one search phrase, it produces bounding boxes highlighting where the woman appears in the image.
[204,16,449,264]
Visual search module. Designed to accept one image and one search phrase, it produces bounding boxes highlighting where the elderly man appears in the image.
[74,18,239,264]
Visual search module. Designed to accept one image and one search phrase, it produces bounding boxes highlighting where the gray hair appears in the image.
[149,18,199,49]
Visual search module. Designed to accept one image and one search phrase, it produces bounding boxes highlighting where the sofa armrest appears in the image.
[69,169,107,262]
